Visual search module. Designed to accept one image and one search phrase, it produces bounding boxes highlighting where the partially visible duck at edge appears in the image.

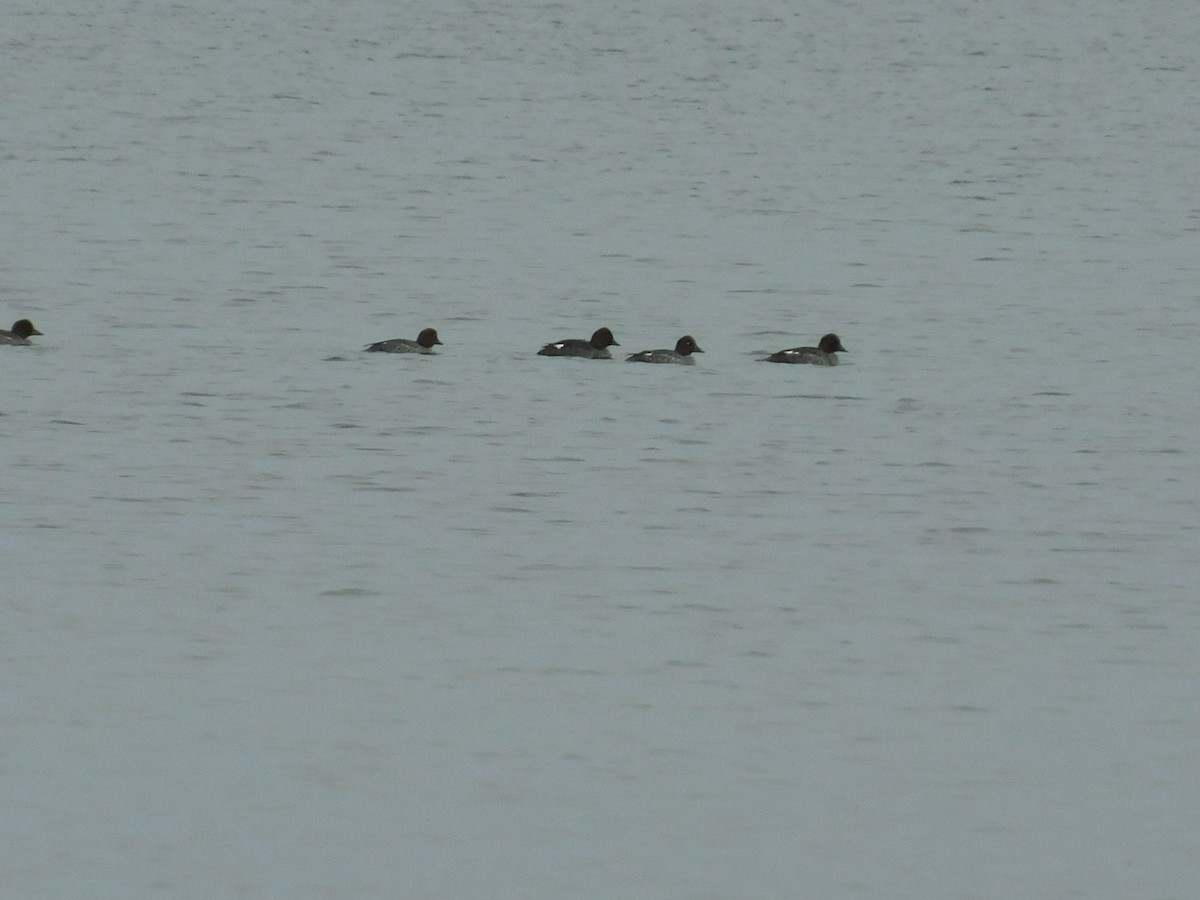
[537,327,619,359]
[626,334,704,364]
[764,333,847,365]
[0,319,43,346]
[364,327,442,354]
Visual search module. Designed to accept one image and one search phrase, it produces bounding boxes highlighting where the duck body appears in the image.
[626,335,703,364]
[764,333,847,365]
[537,327,619,359]
[365,327,442,354]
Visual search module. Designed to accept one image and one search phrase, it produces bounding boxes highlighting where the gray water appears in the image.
[3,1,1198,897]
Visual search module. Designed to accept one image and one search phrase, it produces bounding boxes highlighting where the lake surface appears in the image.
[3,1,1198,897]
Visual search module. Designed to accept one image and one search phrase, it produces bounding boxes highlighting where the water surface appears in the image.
[3,1,1198,897]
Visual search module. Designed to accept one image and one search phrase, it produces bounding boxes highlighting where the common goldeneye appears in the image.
[764,333,847,365]
[537,327,619,359]
[626,334,704,364]
[0,319,43,346]
[364,327,442,354]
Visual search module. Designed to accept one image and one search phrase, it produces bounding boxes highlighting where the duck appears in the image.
[763,333,846,365]
[626,334,704,364]
[364,327,442,354]
[537,327,619,359]
[0,319,43,346]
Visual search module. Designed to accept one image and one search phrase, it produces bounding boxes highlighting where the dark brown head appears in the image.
[590,327,618,349]
[674,335,703,355]
[818,333,846,353]
[416,328,442,348]
[10,319,42,338]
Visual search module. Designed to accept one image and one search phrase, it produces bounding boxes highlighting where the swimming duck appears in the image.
[0,319,43,346]
[364,327,442,354]
[626,334,704,364]
[537,327,619,359]
[764,333,847,365]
